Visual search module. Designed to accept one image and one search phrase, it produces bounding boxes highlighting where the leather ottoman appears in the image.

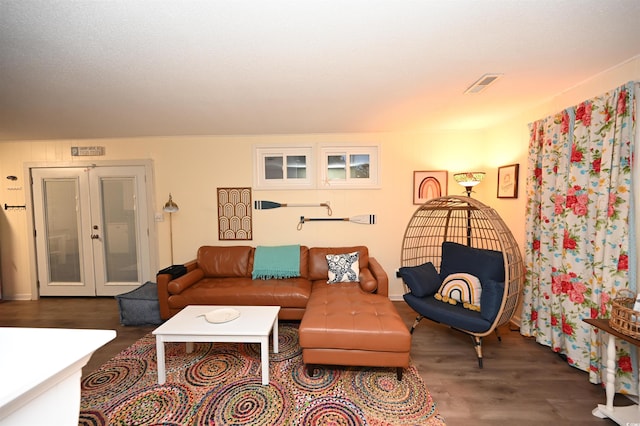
[298,281,412,380]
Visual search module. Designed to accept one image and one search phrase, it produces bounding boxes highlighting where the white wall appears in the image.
[1,56,639,301]
[1,131,494,300]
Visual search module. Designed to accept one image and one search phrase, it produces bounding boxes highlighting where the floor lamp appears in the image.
[163,193,179,265]
[453,172,485,246]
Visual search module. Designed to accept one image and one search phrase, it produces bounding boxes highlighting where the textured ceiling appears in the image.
[1,0,640,141]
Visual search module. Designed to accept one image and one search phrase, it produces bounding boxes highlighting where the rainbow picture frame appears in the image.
[413,170,448,204]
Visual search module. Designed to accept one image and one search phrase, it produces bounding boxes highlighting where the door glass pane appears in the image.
[44,179,81,282]
[101,178,138,282]
[327,155,346,180]
[286,155,306,179]
[350,154,370,178]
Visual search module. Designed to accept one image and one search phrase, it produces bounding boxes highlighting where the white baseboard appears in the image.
[510,314,522,328]
[1,293,32,301]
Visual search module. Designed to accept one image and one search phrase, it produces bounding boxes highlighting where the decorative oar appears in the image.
[254,200,332,215]
[297,214,375,230]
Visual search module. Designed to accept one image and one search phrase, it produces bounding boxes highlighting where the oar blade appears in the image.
[254,200,282,210]
[349,214,376,225]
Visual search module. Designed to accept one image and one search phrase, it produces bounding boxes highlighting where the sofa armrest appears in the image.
[168,268,204,294]
[368,256,388,296]
[157,260,198,319]
[358,268,377,293]
[157,273,172,320]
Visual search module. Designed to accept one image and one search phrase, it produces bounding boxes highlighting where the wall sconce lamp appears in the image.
[163,193,179,264]
[453,172,485,197]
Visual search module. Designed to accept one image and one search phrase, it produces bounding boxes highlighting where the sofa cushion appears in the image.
[398,262,441,298]
[326,251,360,283]
[309,246,369,281]
[434,273,482,312]
[197,246,254,278]
[252,244,301,279]
[249,245,310,280]
[169,277,312,310]
[439,242,504,285]
[302,282,411,352]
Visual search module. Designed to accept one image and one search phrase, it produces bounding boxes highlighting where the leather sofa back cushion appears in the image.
[197,246,254,278]
[308,246,369,281]
[196,245,310,279]
[298,246,309,279]
[248,245,309,279]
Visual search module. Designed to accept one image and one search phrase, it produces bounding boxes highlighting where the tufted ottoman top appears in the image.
[299,282,411,353]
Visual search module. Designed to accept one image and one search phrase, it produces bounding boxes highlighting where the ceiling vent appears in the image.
[464,73,503,94]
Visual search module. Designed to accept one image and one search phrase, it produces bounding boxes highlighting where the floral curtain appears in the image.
[521,81,637,391]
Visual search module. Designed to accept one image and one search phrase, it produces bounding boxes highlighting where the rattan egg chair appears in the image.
[400,195,524,367]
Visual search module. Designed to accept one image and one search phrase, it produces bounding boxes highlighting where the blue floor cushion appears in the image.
[115,281,163,326]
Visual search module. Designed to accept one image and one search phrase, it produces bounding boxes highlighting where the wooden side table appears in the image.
[584,318,640,425]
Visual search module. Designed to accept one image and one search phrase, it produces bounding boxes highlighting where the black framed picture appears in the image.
[497,164,519,198]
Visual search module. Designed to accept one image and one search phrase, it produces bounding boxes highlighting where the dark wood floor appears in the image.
[0,297,627,425]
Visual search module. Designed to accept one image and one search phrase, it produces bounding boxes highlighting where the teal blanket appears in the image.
[252,244,301,279]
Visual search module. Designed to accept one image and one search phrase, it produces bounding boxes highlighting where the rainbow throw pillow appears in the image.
[434,272,482,312]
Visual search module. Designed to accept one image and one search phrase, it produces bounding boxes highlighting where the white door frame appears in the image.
[25,159,159,300]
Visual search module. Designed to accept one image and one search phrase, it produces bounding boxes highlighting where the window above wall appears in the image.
[318,145,380,189]
[253,146,314,190]
[253,144,380,190]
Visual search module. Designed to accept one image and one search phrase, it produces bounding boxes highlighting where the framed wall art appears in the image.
[497,164,519,198]
[413,170,447,204]
[217,187,252,240]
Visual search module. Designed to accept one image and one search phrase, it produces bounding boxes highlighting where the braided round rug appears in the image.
[79,323,445,425]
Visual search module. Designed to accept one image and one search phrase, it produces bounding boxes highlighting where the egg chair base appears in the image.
[409,313,503,369]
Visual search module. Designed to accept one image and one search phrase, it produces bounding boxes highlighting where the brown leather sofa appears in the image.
[156,244,411,378]
[156,245,388,320]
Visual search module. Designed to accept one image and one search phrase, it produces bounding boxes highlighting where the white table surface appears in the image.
[0,327,116,425]
[153,305,280,336]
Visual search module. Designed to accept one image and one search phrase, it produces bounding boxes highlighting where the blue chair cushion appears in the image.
[440,242,505,285]
[404,292,493,333]
[399,262,441,298]
[480,279,505,322]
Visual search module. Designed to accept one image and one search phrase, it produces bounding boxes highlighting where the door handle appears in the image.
[91,225,100,239]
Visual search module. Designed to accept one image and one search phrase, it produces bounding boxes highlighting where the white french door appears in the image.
[32,166,152,296]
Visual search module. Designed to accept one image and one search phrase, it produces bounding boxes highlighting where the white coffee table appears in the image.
[152,305,280,386]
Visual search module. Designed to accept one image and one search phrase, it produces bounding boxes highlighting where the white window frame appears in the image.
[318,145,380,189]
[252,146,315,190]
